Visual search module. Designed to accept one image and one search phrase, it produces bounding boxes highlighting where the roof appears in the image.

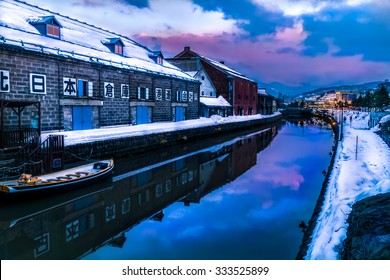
[0,98,40,108]
[27,15,62,27]
[200,96,232,108]
[101,38,124,45]
[171,47,255,82]
[0,0,194,81]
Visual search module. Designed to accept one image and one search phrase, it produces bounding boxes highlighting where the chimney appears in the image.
[220,61,225,64]
[184,46,190,51]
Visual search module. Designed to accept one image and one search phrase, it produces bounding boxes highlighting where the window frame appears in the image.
[47,24,60,38]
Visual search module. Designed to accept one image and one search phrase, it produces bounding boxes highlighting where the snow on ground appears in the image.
[42,113,280,146]
[306,110,390,259]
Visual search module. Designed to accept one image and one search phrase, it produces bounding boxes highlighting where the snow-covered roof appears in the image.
[200,96,232,108]
[379,114,390,124]
[200,55,255,82]
[0,0,195,81]
[186,71,198,78]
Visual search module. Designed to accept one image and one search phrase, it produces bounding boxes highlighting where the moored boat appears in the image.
[0,159,114,199]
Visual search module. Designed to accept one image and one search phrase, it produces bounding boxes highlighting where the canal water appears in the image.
[0,119,334,260]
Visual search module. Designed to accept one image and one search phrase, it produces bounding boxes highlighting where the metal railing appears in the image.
[1,128,40,149]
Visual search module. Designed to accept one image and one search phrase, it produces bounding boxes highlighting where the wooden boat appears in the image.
[0,159,114,199]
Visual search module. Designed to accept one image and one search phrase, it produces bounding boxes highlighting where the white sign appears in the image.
[155,88,163,101]
[30,73,46,94]
[121,84,129,99]
[63,77,76,96]
[0,70,10,92]
[104,82,114,98]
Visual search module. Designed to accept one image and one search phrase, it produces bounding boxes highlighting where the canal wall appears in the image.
[296,112,340,259]
[340,192,390,259]
[63,114,282,164]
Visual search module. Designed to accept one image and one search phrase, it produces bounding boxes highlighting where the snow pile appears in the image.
[306,110,390,259]
[379,114,390,124]
[43,113,281,146]
[349,111,370,129]
[200,96,232,107]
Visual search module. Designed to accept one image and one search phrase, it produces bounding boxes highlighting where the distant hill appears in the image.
[301,81,389,97]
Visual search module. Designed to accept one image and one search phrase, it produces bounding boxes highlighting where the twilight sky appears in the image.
[25,0,390,94]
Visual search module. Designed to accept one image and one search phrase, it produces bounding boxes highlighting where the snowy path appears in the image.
[42,113,280,146]
[306,111,390,259]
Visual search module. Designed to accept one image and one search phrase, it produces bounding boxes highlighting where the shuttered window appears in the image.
[47,24,60,38]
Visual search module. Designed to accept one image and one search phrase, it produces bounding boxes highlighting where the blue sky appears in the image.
[25,0,390,94]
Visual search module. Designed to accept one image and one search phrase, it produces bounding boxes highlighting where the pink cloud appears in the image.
[135,29,390,87]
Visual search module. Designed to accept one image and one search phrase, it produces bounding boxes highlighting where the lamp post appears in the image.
[340,102,344,141]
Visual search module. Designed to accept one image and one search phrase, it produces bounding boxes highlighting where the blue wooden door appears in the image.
[175,106,185,122]
[73,106,92,130]
[136,106,148,124]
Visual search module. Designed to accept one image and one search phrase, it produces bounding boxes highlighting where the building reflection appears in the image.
[0,127,277,259]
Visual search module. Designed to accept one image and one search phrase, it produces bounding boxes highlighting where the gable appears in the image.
[27,15,62,38]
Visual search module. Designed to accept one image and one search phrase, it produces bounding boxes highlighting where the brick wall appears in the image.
[0,45,200,131]
[0,46,60,131]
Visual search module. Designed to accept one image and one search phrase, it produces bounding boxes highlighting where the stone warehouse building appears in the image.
[167,47,258,117]
[0,0,200,138]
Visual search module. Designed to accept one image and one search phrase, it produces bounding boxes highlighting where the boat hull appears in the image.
[0,159,114,201]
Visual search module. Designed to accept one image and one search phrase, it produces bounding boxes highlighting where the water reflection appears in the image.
[0,126,277,259]
[0,121,334,260]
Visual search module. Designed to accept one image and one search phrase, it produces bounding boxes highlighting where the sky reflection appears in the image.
[84,121,333,260]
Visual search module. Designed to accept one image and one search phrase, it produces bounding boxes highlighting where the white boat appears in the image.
[0,159,114,199]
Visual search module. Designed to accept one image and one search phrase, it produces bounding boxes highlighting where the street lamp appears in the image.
[338,101,345,141]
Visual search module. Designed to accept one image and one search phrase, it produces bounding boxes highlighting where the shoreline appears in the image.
[295,112,340,259]
[51,114,283,164]
[304,110,390,259]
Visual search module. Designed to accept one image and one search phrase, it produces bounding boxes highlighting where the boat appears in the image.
[0,159,114,199]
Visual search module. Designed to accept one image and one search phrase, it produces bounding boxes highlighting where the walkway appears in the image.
[306,111,390,259]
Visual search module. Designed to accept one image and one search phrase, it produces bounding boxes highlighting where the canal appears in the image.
[0,119,334,260]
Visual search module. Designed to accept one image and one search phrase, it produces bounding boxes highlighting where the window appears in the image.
[138,86,149,100]
[176,90,182,102]
[115,44,123,55]
[189,91,193,102]
[102,38,124,55]
[175,91,188,102]
[47,24,60,38]
[28,16,62,39]
[78,80,93,97]
[157,57,163,65]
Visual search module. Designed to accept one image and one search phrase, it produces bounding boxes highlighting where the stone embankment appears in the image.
[64,114,282,164]
[295,112,339,259]
[341,192,390,259]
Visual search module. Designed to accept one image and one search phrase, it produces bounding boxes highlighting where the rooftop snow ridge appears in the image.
[0,0,194,81]
[10,0,146,50]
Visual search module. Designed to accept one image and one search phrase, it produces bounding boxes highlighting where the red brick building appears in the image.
[167,47,258,116]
